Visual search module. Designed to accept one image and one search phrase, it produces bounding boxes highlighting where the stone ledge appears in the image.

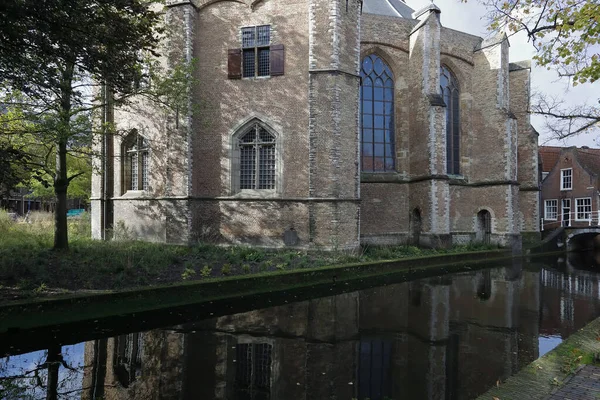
[476,315,600,400]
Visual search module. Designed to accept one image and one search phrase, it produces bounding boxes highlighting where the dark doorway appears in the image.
[409,208,422,246]
[476,210,491,245]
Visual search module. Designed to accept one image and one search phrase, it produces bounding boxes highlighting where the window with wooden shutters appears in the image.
[228,25,284,79]
[228,49,242,79]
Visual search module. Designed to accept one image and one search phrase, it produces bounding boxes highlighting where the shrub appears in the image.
[221,263,232,276]
[200,265,212,277]
[181,267,196,281]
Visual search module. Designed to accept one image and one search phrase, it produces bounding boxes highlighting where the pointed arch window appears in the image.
[360,54,395,172]
[234,121,277,192]
[122,130,149,193]
[440,65,460,175]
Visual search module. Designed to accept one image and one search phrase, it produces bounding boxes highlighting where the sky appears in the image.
[409,0,599,148]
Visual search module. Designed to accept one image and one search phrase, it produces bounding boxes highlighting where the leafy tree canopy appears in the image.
[0,0,165,249]
[470,0,599,137]
[0,0,163,94]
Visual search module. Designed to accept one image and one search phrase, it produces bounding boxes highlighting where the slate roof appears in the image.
[363,0,415,19]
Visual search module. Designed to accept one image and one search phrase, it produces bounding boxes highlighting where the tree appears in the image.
[0,0,163,249]
[0,345,84,399]
[474,0,600,138]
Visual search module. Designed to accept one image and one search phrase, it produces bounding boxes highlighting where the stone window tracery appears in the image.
[236,122,276,191]
[122,130,149,193]
[360,54,395,172]
[440,65,460,175]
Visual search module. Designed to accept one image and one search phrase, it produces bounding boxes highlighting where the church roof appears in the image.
[363,0,415,19]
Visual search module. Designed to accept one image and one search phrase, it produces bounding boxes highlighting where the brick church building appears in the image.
[91,0,540,250]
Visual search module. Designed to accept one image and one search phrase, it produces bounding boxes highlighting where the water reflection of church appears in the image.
[81,264,600,400]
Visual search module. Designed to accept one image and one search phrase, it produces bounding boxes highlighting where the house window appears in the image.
[576,197,592,221]
[360,54,395,172]
[235,343,272,400]
[561,168,572,190]
[123,131,149,193]
[441,65,460,175]
[238,123,276,190]
[242,25,271,78]
[544,199,558,220]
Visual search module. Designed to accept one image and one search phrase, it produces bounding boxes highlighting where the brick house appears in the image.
[91,0,540,249]
[540,146,600,230]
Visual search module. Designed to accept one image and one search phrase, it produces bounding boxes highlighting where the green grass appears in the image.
[0,210,501,299]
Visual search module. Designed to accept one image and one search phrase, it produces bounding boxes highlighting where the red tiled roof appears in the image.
[539,146,562,172]
[575,148,600,176]
[539,146,600,176]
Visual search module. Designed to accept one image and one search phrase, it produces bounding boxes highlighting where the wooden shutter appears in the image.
[228,49,242,79]
[270,44,285,76]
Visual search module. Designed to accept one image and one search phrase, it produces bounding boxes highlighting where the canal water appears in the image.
[2,252,600,400]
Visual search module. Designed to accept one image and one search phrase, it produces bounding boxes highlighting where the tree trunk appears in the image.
[54,139,69,250]
[46,345,61,400]
[53,61,74,250]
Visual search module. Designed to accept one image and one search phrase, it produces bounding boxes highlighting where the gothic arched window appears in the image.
[440,65,460,175]
[360,54,395,172]
[122,130,149,193]
[237,122,276,190]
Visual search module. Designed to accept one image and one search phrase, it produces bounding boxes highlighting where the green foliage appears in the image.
[0,0,166,249]
[479,0,599,85]
[221,264,232,276]
[275,263,287,271]
[0,213,504,300]
[200,265,212,277]
[181,267,196,281]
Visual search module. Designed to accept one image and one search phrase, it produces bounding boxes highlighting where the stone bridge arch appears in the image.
[566,228,600,251]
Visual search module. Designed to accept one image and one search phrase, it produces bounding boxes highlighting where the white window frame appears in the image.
[544,199,558,220]
[560,168,572,190]
[561,198,571,227]
[575,197,592,221]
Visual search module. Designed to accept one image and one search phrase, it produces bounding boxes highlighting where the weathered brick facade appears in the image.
[91,0,539,249]
[540,146,600,231]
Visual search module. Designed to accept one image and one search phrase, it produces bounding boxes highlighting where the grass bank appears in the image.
[477,316,600,400]
[0,211,500,302]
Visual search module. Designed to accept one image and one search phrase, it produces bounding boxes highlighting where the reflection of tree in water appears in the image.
[0,344,84,399]
[113,333,144,388]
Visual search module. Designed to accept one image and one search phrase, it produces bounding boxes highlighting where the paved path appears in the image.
[545,365,600,400]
